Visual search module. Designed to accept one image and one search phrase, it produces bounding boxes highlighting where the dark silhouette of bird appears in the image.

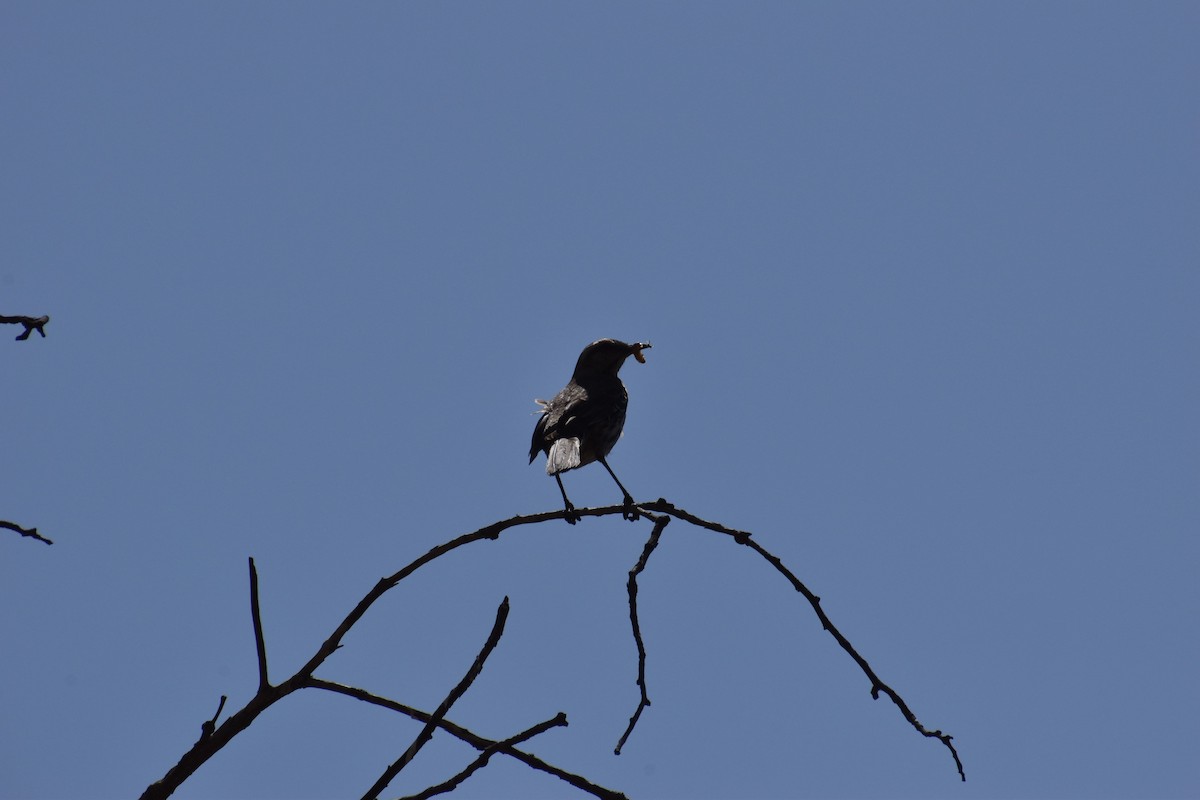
[529,338,651,523]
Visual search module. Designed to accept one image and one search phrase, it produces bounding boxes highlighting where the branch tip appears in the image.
[1,519,53,545]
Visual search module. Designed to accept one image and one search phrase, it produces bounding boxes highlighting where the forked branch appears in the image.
[0,312,49,340]
[142,498,963,799]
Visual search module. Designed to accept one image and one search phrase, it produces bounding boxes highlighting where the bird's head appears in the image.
[573,339,652,379]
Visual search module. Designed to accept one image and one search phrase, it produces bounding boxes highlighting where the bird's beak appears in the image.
[631,342,651,364]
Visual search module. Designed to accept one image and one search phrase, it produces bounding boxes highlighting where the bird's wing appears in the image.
[546,389,596,439]
[529,384,592,462]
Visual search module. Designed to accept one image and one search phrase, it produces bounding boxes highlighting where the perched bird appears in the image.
[529,339,651,523]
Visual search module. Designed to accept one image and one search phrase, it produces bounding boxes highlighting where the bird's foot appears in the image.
[563,502,580,525]
[621,495,640,522]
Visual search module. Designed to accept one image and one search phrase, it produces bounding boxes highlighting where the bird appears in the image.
[529,338,651,524]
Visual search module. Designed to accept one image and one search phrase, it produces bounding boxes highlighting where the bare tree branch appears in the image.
[1,519,52,545]
[396,713,569,800]
[360,597,510,800]
[0,313,49,340]
[143,498,963,798]
[308,679,627,800]
[637,499,966,782]
[142,509,607,800]
[615,511,669,754]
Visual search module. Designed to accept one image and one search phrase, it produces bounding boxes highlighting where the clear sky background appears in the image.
[2,3,1197,799]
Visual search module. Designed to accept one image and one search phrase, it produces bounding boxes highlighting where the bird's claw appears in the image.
[563,503,580,525]
[621,495,640,522]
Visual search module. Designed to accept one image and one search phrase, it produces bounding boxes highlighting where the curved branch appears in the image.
[638,499,966,782]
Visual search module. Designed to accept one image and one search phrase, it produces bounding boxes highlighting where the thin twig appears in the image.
[307,679,627,800]
[360,597,511,800]
[248,558,270,691]
[0,313,49,340]
[1,519,52,546]
[397,713,568,800]
[615,512,669,754]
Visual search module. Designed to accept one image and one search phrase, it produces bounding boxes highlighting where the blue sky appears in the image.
[2,3,1197,798]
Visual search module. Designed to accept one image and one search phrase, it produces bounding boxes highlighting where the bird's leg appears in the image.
[598,457,639,521]
[554,474,580,525]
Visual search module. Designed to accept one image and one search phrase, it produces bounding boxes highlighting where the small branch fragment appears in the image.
[0,313,49,340]
[1,519,52,546]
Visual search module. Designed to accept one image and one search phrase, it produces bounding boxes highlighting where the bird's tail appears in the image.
[546,437,582,475]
